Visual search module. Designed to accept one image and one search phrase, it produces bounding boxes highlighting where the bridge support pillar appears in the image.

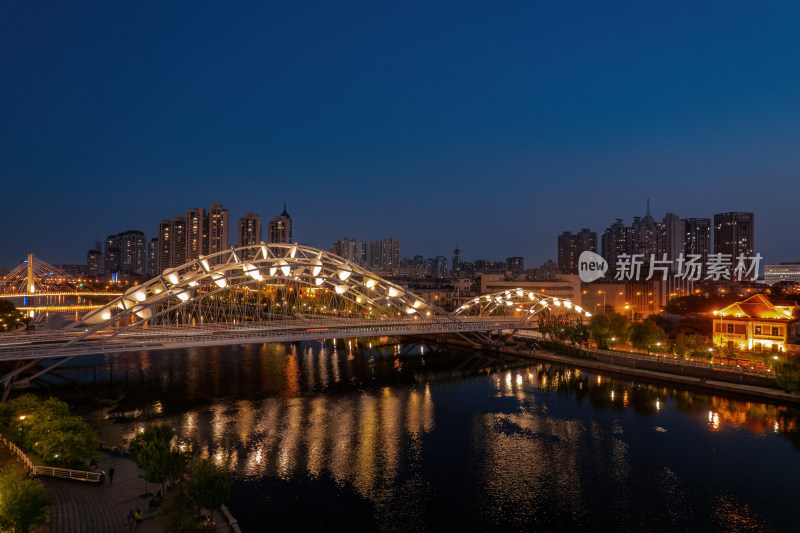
[27,253,35,294]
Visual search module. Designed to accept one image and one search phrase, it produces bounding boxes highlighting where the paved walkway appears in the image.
[40,452,233,533]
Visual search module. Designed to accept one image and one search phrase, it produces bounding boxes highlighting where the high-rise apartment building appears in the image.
[661,212,684,272]
[86,250,102,277]
[601,218,629,273]
[714,212,754,258]
[157,203,230,271]
[147,238,158,277]
[558,228,597,273]
[506,257,525,273]
[208,203,230,255]
[158,216,187,272]
[103,230,147,276]
[185,207,208,263]
[684,218,711,263]
[238,212,262,259]
[267,204,292,244]
[332,237,364,264]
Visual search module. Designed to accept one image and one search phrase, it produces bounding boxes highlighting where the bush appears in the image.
[0,468,51,533]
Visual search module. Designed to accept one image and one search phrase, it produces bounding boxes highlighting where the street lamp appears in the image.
[18,415,26,447]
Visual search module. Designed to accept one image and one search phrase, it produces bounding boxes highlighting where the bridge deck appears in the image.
[0,317,527,362]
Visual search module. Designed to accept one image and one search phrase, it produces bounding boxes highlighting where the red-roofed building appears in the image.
[713,294,800,353]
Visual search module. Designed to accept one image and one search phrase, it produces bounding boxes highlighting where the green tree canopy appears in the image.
[0,395,99,466]
[187,459,230,513]
[630,319,668,353]
[129,424,191,493]
[588,312,630,349]
[0,468,51,533]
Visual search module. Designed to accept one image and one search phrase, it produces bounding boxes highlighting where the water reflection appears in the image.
[47,342,800,531]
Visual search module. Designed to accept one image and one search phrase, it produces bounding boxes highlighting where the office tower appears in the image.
[714,212,754,258]
[238,212,262,259]
[267,203,292,244]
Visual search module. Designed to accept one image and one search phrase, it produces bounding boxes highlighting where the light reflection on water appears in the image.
[49,342,800,531]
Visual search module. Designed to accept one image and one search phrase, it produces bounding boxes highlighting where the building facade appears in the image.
[713,212,754,258]
[764,262,800,285]
[103,230,147,276]
[238,212,262,259]
[558,228,597,273]
[86,250,102,277]
[157,203,230,272]
[684,218,711,264]
[713,294,798,353]
[267,204,292,244]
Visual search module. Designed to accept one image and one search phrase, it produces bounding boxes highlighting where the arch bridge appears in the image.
[0,244,589,396]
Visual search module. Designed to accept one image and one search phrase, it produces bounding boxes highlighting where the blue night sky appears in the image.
[2,1,799,270]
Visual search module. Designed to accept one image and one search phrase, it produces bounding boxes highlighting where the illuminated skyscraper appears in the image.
[238,212,262,259]
[267,203,292,244]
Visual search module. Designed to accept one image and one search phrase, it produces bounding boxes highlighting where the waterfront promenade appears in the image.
[0,444,234,533]
[43,452,234,533]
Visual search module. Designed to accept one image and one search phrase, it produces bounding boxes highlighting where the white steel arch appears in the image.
[453,288,591,323]
[67,243,455,342]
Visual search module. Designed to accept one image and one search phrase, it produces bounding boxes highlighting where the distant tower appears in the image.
[452,242,461,273]
[268,202,293,244]
[238,212,262,259]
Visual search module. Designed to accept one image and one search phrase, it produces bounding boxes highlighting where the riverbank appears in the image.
[423,335,800,406]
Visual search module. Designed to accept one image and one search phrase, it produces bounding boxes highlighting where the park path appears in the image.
[39,452,233,533]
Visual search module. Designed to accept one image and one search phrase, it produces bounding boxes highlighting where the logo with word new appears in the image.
[579,251,608,283]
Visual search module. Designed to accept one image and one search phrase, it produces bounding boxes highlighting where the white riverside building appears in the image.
[764,261,800,284]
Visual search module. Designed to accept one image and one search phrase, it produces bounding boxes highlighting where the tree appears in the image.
[0,301,23,332]
[588,312,630,349]
[630,319,667,354]
[30,415,100,466]
[776,358,800,392]
[187,459,230,515]
[129,424,191,494]
[156,492,201,533]
[0,468,51,533]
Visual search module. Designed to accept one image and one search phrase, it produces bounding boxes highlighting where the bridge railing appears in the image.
[0,316,527,361]
[0,435,103,483]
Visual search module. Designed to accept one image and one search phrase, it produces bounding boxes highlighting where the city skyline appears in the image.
[3,2,800,269]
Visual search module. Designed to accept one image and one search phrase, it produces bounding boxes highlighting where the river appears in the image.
[43,339,800,532]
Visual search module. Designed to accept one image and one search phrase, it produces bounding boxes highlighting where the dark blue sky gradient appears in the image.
[2,1,799,270]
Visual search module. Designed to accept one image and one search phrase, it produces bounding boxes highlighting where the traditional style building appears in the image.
[713,294,799,353]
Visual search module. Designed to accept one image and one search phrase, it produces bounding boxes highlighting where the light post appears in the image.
[18,415,26,448]
[598,290,606,313]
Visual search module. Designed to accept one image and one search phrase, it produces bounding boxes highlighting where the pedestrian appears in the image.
[109,467,115,483]
[134,508,142,529]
